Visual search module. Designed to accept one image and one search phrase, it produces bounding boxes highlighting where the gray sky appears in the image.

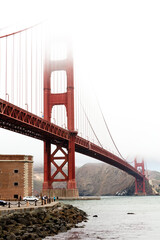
[0,0,160,171]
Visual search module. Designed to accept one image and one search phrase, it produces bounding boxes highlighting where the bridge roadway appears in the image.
[0,98,144,180]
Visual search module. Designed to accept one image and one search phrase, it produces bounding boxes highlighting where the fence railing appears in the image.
[6,198,56,208]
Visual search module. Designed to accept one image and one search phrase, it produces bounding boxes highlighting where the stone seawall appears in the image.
[0,202,88,240]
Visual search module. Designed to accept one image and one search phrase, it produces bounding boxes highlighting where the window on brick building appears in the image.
[14,169,19,173]
[14,194,18,199]
[14,182,18,186]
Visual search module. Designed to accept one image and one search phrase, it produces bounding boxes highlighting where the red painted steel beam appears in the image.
[50,93,67,106]
[75,136,144,180]
[0,98,69,145]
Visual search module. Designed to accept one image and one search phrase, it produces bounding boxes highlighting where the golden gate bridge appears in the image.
[0,22,146,197]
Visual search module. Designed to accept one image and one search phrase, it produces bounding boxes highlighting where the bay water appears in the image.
[45,196,160,240]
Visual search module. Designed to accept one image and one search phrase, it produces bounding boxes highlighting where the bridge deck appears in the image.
[0,98,144,180]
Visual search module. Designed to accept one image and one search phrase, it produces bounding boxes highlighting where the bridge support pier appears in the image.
[67,132,77,190]
[43,141,53,190]
[134,158,146,195]
[42,138,79,198]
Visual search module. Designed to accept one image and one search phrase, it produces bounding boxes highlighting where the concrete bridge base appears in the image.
[42,188,79,198]
[134,192,146,196]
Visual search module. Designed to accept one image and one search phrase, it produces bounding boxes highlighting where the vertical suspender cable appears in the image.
[41,27,43,117]
[17,36,19,106]
[25,31,28,110]
[39,33,40,117]
[85,101,89,138]
[78,90,80,132]
[0,39,2,97]
[60,71,62,126]
[30,29,32,113]
[78,90,79,131]
[39,27,41,117]
[61,71,63,127]
[21,33,25,107]
[35,29,38,115]
[85,101,87,138]
[38,28,40,117]
[77,80,78,131]
[12,35,14,104]
[5,37,7,100]
[19,33,21,107]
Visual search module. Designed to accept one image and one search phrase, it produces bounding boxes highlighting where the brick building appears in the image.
[0,155,33,200]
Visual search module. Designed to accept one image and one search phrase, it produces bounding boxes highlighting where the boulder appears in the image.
[0,203,88,239]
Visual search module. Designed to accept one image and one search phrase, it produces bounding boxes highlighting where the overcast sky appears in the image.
[0,0,160,171]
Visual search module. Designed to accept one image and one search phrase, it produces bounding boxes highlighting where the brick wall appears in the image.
[0,155,33,200]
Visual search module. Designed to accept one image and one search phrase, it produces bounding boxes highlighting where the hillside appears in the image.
[147,170,160,194]
[33,163,154,196]
[76,163,134,196]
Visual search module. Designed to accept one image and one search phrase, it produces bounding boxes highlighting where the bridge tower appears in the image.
[42,38,78,197]
[134,158,146,195]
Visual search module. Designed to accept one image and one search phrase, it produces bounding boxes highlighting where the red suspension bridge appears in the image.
[0,23,146,196]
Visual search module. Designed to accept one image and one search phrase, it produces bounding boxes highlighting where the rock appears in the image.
[66,223,74,230]
[93,215,98,217]
[0,203,88,239]
[77,215,83,222]
[59,225,67,232]
[6,233,16,240]
[21,233,39,240]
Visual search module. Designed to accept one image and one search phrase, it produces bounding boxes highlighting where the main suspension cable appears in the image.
[95,96,125,160]
[0,21,44,39]
[75,89,103,148]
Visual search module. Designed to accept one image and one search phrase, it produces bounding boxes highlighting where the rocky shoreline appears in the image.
[0,202,88,240]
